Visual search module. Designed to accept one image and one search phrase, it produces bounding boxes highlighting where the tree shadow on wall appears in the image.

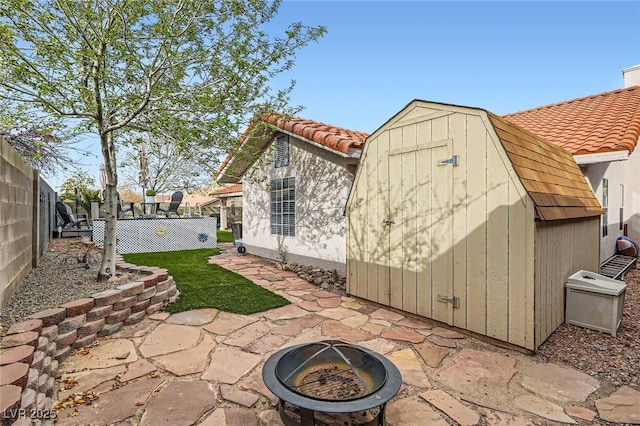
[242,140,357,262]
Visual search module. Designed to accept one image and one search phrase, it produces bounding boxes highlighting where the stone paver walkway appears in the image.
[44,244,638,425]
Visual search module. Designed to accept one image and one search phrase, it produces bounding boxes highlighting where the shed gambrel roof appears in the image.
[503,86,640,155]
[487,113,604,220]
[217,115,368,183]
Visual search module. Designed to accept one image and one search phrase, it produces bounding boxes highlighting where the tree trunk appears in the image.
[98,133,119,281]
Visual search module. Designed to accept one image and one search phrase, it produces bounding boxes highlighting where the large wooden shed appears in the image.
[346,100,604,351]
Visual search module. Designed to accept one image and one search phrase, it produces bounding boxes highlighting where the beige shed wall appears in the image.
[533,218,601,346]
[347,103,538,350]
[0,136,36,311]
[242,133,355,274]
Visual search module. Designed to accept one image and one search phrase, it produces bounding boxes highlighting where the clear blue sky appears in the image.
[49,0,640,190]
[271,0,640,133]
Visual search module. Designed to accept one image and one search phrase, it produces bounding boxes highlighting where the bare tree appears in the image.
[0,0,325,279]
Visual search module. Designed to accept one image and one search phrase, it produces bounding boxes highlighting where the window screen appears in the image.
[274,134,289,168]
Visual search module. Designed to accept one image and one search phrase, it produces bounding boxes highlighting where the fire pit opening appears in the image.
[263,340,402,426]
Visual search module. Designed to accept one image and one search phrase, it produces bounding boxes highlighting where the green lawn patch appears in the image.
[216,229,234,243]
[123,249,289,314]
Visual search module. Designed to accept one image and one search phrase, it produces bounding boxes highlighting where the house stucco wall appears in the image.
[581,160,627,261]
[241,133,355,274]
[624,148,640,247]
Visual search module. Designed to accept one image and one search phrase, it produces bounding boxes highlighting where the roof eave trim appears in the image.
[216,191,243,198]
[275,128,361,159]
[574,150,630,165]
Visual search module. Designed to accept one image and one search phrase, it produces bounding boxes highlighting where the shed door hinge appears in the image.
[438,155,459,166]
[437,295,460,309]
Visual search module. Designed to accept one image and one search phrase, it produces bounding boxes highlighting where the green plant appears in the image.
[122,249,289,314]
[59,171,96,202]
[145,189,157,196]
[216,229,234,243]
[78,188,101,219]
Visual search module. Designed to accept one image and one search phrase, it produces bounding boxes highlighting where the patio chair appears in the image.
[157,191,183,217]
[55,201,90,229]
[117,193,135,218]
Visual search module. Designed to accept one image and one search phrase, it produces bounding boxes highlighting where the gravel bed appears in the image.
[535,264,640,390]
[0,238,122,333]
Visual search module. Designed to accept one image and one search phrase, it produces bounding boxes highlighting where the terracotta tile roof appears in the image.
[217,115,368,183]
[209,184,242,196]
[261,114,368,154]
[504,86,640,155]
[487,113,604,220]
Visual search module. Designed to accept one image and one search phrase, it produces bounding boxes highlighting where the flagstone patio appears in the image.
[39,244,640,425]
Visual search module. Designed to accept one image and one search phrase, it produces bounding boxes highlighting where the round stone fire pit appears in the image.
[262,340,402,426]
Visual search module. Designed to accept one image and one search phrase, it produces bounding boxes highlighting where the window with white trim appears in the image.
[274,134,289,168]
[270,177,295,236]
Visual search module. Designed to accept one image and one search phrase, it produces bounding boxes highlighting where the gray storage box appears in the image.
[565,270,626,337]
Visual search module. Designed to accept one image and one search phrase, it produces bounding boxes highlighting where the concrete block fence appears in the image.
[0,256,178,425]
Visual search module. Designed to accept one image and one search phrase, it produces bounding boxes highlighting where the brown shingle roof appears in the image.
[217,115,368,183]
[504,86,640,155]
[487,113,604,220]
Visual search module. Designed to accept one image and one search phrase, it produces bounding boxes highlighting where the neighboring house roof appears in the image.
[217,115,368,183]
[209,183,242,197]
[487,112,604,220]
[169,192,215,208]
[504,86,640,155]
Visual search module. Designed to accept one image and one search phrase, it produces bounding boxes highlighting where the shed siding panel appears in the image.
[401,149,418,313]
[416,118,435,318]
[507,179,529,348]
[574,218,601,272]
[389,128,404,310]
[465,116,488,335]
[377,131,391,305]
[395,106,442,127]
[534,218,601,347]
[432,115,448,142]
[450,113,468,329]
[346,176,356,294]
[430,142,453,324]
[416,146,434,317]
[365,138,378,301]
[524,202,536,349]
[486,134,510,341]
[534,231,543,346]
[347,140,368,297]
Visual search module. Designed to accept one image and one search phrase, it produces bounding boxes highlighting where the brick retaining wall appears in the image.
[0,256,178,425]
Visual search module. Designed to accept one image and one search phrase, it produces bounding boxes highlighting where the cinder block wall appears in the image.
[0,136,37,311]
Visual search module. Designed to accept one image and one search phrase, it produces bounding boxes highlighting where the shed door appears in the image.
[386,142,454,325]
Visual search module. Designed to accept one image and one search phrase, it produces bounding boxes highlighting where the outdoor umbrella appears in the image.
[138,143,150,190]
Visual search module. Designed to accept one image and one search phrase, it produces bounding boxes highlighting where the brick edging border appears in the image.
[0,255,178,424]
